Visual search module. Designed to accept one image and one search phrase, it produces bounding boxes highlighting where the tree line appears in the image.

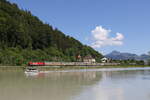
[0,0,103,65]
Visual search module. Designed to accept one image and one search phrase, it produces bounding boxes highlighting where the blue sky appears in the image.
[8,0,150,55]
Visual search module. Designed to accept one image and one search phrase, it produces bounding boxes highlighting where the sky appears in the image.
[8,0,150,55]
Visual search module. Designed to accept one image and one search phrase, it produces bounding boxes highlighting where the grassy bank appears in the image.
[30,65,150,71]
[0,66,24,71]
[0,65,150,71]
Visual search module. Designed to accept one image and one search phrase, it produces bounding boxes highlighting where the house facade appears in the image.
[83,55,96,63]
[101,57,109,63]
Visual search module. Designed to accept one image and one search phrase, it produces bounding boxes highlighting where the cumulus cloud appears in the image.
[91,26,124,48]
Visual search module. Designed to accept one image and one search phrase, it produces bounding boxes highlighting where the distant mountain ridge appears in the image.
[106,51,150,61]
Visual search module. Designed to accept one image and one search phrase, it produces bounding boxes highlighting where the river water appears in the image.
[1,67,150,100]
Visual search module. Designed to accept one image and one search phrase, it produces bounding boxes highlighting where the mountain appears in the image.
[106,51,150,61]
[140,54,150,60]
[0,0,103,65]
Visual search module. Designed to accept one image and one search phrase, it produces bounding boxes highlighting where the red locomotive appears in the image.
[28,62,45,66]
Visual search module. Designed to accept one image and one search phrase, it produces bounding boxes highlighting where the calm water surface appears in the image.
[1,67,150,100]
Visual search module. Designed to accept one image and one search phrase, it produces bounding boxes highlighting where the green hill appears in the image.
[0,0,103,65]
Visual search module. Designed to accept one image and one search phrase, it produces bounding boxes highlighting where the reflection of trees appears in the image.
[0,71,102,100]
[1,69,149,100]
[45,71,102,84]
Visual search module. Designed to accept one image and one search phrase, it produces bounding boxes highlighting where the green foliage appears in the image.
[148,59,150,65]
[110,59,145,65]
[0,0,103,65]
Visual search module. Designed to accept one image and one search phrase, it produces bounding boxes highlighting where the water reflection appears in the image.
[0,68,150,100]
[73,69,150,100]
[0,70,102,100]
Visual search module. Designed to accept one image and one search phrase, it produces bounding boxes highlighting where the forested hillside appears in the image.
[0,0,103,65]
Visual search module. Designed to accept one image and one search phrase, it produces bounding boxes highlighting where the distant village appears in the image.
[76,54,146,65]
[28,54,148,66]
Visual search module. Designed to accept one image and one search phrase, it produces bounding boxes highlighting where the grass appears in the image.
[31,65,150,71]
[0,66,24,71]
[0,65,149,71]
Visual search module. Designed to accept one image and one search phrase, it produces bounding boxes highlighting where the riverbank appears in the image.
[0,66,23,71]
[37,65,150,71]
[0,65,150,71]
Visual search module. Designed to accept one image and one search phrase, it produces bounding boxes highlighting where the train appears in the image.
[28,62,45,66]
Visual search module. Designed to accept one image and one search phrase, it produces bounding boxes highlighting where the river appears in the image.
[1,67,150,100]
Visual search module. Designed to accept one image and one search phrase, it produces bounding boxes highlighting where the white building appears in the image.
[83,55,96,63]
[101,57,109,63]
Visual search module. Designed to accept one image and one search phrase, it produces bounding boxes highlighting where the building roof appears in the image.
[101,57,108,60]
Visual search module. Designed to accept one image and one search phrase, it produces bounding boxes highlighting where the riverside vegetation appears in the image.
[0,0,103,66]
[0,0,149,67]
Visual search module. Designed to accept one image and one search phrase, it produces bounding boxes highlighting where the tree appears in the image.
[147,59,150,65]
[148,51,150,56]
[0,0,103,65]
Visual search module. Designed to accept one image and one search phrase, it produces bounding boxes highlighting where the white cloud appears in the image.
[91,26,124,48]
